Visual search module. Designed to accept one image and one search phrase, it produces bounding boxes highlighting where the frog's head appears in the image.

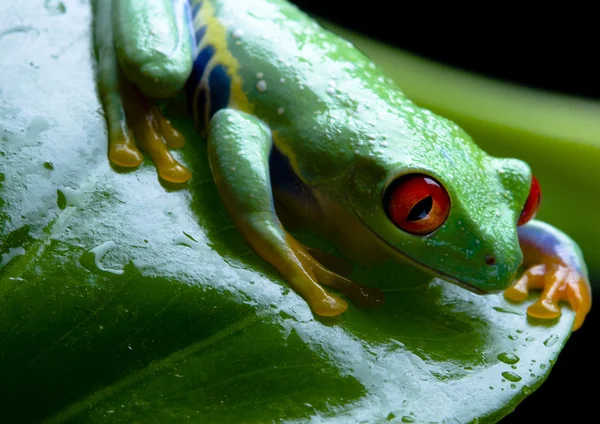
[346,112,542,293]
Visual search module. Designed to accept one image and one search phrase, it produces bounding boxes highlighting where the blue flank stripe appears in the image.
[185,44,215,118]
[195,26,206,45]
[190,45,215,88]
[517,225,583,273]
[208,64,231,118]
[269,144,316,204]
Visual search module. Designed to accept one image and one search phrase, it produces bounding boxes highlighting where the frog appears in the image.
[92,0,591,330]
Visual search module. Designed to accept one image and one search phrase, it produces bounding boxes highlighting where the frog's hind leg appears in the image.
[92,0,191,183]
[208,109,383,316]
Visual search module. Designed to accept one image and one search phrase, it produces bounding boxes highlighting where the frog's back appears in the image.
[187,0,415,182]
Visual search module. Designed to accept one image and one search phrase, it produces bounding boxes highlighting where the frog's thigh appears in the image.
[207,109,348,316]
[94,0,191,183]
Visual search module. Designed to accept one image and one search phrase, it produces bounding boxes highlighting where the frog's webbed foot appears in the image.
[504,263,591,331]
[290,236,384,310]
[117,84,192,183]
[504,221,592,331]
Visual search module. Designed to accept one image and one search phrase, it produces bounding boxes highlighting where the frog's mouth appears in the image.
[349,205,488,295]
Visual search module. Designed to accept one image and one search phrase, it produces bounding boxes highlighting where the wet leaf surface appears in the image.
[0,1,573,423]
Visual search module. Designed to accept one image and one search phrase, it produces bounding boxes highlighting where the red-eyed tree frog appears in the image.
[92,0,591,330]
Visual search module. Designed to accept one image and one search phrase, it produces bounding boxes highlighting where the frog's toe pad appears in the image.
[503,285,528,302]
[108,130,144,168]
[527,298,561,320]
[312,292,348,317]
[158,162,193,184]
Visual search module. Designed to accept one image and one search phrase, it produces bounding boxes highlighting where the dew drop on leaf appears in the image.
[501,372,522,382]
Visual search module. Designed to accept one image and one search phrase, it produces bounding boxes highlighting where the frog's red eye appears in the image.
[384,174,451,235]
[517,175,541,226]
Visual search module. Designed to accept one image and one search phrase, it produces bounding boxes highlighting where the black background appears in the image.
[288,1,598,422]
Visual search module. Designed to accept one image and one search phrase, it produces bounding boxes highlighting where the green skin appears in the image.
[94,0,591,326]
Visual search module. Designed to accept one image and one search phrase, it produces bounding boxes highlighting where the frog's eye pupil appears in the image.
[385,174,451,235]
[517,175,542,226]
[406,196,433,222]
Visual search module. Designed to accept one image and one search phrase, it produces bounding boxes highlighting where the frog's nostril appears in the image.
[485,255,496,266]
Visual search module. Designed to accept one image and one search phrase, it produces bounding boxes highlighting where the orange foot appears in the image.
[504,262,592,331]
[113,82,192,184]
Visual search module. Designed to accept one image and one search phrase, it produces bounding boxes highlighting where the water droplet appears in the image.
[497,353,520,364]
[256,80,267,92]
[56,189,67,209]
[0,246,26,268]
[401,417,414,423]
[544,334,559,347]
[174,233,205,251]
[43,161,53,170]
[0,173,4,182]
[501,371,522,382]
[540,363,547,369]
[525,336,535,342]
[522,385,532,395]
[489,386,494,390]
[508,335,517,341]
[516,329,524,333]
[386,413,395,421]
[511,365,517,370]
[56,186,81,208]
[278,310,293,320]
[510,383,517,389]
[492,306,523,316]
[79,241,124,275]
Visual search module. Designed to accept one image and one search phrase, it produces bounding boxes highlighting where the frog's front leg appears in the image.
[93,0,192,183]
[504,220,592,330]
[208,109,384,315]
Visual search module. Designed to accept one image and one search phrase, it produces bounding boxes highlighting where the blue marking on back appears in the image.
[193,44,215,79]
[269,145,315,203]
[195,26,206,45]
[208,64,231,118]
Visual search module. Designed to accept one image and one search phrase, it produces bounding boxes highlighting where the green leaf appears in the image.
[0,1,574,423]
